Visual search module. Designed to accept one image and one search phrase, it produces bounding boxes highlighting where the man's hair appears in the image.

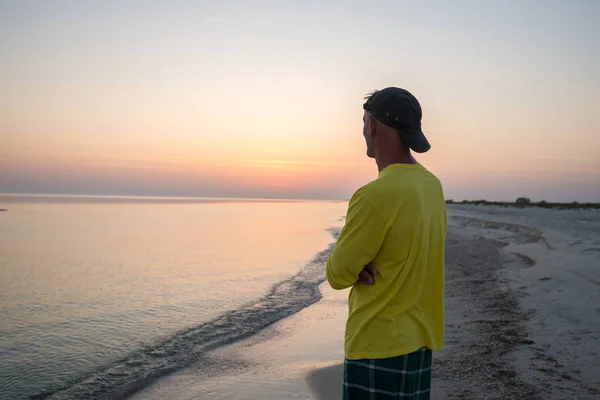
[363,90,379,100]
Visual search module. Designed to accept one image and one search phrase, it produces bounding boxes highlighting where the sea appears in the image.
[0,195,347,399]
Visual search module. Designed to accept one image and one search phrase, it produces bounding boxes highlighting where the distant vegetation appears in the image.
[445,198,600,210]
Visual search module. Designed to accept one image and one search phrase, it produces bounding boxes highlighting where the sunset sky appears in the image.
[1,0,599,201]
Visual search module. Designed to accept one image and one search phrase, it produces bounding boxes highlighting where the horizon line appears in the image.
[0,192,350,203]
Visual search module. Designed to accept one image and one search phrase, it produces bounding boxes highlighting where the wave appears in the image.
[30,229,340,400]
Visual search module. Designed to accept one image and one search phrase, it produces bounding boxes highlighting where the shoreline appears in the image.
[129,206,600,399]
[128,231,542,398]
[30,227,342,400]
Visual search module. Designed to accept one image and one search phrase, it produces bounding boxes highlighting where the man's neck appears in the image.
[376,152,417,172]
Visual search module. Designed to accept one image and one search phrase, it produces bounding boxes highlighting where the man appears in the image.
[326,87,447,399]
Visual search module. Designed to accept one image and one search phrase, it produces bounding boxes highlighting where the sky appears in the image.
[1,0,599,201]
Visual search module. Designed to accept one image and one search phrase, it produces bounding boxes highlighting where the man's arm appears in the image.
[326,188,387,290]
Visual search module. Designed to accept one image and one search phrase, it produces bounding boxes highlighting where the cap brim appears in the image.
[399,128,431,153]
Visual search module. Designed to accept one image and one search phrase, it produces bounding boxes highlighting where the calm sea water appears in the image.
[0,196,347,399]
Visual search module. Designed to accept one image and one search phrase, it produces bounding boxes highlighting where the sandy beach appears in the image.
[132,205,600,399]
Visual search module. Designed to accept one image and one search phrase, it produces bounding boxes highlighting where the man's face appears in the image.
[363,111,375,158]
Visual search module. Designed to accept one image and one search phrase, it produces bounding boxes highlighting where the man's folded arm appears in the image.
[326,189,387,290]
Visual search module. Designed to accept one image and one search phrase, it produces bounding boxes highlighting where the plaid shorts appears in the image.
[343,347,432,399]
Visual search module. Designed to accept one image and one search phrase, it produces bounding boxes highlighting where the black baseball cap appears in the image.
[363,87,431,153]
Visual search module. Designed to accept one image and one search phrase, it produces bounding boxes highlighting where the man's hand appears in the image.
[358,264,378,285]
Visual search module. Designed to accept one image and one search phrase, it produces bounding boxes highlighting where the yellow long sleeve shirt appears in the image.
[326,163,447,360]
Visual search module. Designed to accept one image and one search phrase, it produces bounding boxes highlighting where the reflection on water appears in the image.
[0,197,346,399]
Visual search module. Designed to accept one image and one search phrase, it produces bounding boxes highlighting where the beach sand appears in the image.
[132,207,600,399]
